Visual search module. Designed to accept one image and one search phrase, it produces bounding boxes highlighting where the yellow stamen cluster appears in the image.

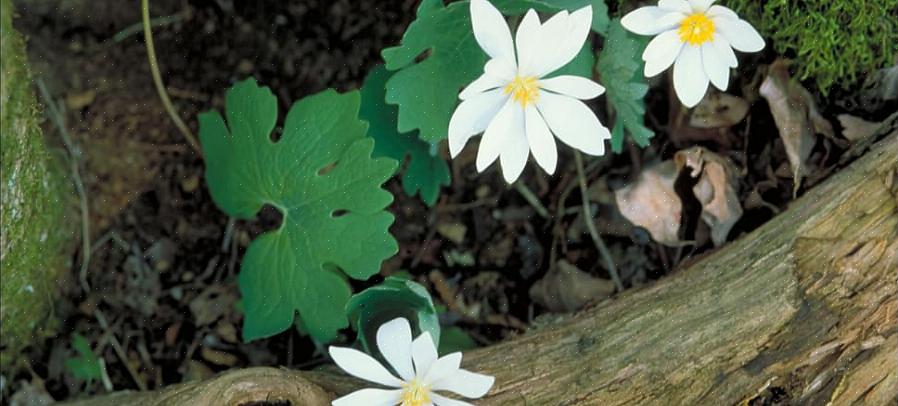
[504,75,540,108]
[400,379,431,406]
[678,13,715,45]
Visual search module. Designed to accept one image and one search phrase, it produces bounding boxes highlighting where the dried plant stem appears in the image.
[37,80,92,294]
[574,151,623,292]
[142,0,201,154]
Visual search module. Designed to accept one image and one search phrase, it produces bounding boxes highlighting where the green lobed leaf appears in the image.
[65,334,104,385]
[382,0,609,144]
[199,79,398,342]
[597,18,654,153]
[346,276,440,356]
[360,65,451,206]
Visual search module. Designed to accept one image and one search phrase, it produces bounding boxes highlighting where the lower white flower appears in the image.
[448,0,611,184]
[329,318,495,406]
[621,0,765,107]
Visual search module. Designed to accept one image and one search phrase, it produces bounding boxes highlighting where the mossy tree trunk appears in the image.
[0,0,72,370]
[66,123,898,405]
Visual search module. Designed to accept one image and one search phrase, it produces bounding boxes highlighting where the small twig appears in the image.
[574,151,624,292]
[142,0,201,154]
[113,13,182,43]
[514,181,549,219]
[37,80,92,294]
[95,309,147,391]
[221,217,236,252]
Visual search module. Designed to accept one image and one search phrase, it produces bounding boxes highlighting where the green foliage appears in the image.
[199,79,398,343]
[65,335,105,385]
[382,0,609,144]
[438,326,478,355]
[346,276,440,355]
[597,18,653,153]
[725,0,898,93]
[0,0,70,368]
[360,65,451,206]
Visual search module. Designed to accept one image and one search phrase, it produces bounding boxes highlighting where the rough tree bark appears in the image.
[68,123,897,406]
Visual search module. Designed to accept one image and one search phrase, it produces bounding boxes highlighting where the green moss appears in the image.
[1,0,72,369]
[727,0,898,93]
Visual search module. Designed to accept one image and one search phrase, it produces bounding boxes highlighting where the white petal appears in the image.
[515,9,543,75]
[537,5,593,77]
[423,352,463,385]
[539,76,605,100]
[332,389,403,406]
[411,332,438,378]
[659,0,692,13]
[537,92,610,156]
[430,393,476,406]
[672,44,709,107]
[376,318,415,381]
[715,18,765,52]
[524,105,557,174]
[484,58,517,81]
[475,98,520,172]
[459,73,506,100]
[329,347,403,388]
[448,89,508,157]
[499,124,530,183]
[621,7,685,36]
[701,41,730,91]
[689,0,715,13]
[431,369,496,398]
[527,10,570,77]
[643,29,684,77]
[710,33,738,68]
[706,5,737,19]
[470,0,515,62]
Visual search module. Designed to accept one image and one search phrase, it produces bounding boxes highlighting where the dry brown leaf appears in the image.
[675,147,743,246]
[529,260,614,312]
[760,59,834,193]
[689,93,750,129]
[837,114,882,142]
[614,161,682,246]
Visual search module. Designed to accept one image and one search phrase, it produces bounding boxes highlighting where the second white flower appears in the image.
[448,0,611,184]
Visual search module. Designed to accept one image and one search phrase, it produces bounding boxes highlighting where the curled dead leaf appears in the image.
[837,114,881,143]
[613,161,682,246]
[675,147,743,247]
[689,93,750,129]
[760,59,834,194]
[529,260,614,312]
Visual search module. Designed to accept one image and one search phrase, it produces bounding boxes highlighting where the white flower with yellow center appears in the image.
[448,0,611,184]
[621,0,765,107]
[329,318,494,406]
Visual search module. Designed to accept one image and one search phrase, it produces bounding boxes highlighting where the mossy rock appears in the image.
[0,0,72,369]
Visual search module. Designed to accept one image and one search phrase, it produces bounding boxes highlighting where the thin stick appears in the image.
[574,151,624,292]
[141,0,201,154]
[514,182,549,219]
[37,80,91,293]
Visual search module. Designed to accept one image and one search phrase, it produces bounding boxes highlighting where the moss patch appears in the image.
[728,0,898,93]
[0,0,72,369]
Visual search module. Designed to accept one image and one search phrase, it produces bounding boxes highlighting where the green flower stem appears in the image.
[574,151,623,292]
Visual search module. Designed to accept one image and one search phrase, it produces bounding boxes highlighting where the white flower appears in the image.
[329,318,495,406]
[448,0,611,184]
[621,0,765,107]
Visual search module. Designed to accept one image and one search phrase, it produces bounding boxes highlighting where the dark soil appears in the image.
[4,0,893,402]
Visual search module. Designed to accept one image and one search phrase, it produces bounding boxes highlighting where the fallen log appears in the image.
[68,124,897,405]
